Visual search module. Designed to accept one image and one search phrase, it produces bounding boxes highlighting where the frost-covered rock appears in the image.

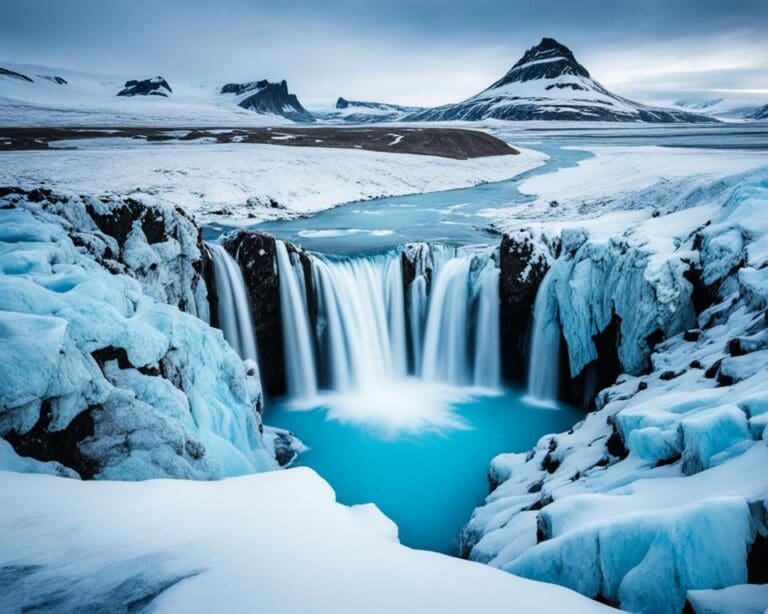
[463,167,768,612]
[0,187,210,319]
[0,190,276,479]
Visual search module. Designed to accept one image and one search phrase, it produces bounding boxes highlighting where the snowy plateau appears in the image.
[2,37,768,614]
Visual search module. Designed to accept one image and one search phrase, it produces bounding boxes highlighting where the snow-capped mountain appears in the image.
[310,97,425,123]
[220,79,314,122]
[408,38,716,123]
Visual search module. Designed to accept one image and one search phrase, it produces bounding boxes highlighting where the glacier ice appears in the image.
[463,167,768,612]
[0,189,275,479]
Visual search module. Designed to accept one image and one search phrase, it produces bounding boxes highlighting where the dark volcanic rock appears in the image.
[490,37,590,87]
[0,67,34,82]
[117,77,172,97]
[5,401,98,479]
[222,79,314,122]
[498,232,549,382]
[202,243,220,330]
[222,231,286,397]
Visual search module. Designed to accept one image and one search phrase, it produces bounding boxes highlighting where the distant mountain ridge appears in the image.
[408,38,717,123]
[309,97,424,123]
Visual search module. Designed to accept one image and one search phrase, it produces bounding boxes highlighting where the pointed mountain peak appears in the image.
[488,38,590,90]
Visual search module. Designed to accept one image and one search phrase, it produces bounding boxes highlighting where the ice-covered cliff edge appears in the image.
[0,189,276,479]
[463,167,768,613]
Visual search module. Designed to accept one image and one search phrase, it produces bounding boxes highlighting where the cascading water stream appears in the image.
[311,254,407,388]
[208,243,259,364]
[526,268,561,403]
[472,264,501,388]
[275,241,318,399]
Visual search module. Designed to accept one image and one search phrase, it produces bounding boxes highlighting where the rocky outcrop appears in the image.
[117,77,172,97]
[498,231,550,382]
[221,79,314,122]
[0,67,33,83]
[222,231,286,397]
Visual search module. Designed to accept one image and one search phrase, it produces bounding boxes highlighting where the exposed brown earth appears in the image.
[0,126,518,159]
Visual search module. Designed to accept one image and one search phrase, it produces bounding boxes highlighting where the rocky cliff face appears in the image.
[408,37,716,123]
[221,79,314,122]
[498,231,551,383]
[0,189,275,479]
[221,231,286,397]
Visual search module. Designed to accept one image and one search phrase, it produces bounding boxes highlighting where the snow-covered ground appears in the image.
[483,144,768,238]
[0,143,547,224]
[0,467,612,613]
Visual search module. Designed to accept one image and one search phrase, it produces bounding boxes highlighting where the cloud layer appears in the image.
[1,0,766,105]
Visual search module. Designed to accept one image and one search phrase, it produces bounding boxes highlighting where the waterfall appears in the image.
[208,243,259,364]
[473,264,501,388]
[421,257,472,384]
[271,244,501,396]
[311,254,407,389]
[275,241,318,399]
[527,269,561,403]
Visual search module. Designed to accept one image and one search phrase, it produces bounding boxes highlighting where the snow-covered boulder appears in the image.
[0,190,276,479]
[462,167,768,612]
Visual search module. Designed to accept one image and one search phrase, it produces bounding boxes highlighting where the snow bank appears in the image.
[0,189,275,479]
[0,468,611,613]
[462,166,768,613]
[0,143,547,225]
[484,145,767,238]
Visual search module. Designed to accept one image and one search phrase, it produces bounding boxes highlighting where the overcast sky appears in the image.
[2,0,767,106]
